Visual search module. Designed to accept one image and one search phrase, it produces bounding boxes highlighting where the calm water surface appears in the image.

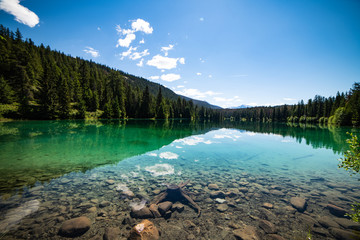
[0,120,359,239]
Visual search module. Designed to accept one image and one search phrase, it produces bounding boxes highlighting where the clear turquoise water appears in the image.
[0,120,359,239]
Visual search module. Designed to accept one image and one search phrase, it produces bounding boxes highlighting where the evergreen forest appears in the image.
[0,25,219,120]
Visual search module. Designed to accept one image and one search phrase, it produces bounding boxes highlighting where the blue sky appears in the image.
[1,0,360,108]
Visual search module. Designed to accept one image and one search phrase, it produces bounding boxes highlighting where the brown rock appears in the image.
[290,197,307,212]
[208,183,220,190]
[99,201,111,208]
[259,220,277,234]
[269,190,284,196]
[262,203,274,209]
[87,206,97,213]
[238,187,248,193]
[210,191,226,199]
[327,204,347,217]
[103,227,121,240]
[130,207,154,219]
[157,201,172,216]
[233,225,260,240]
[58,216,91,237]
[217,203,229,212]
[334,217,360,231]
[298,214,318,227]
[149,204,161,218]
[129,219,159,240]
[329,227,360,240]
[318,216,340,228]
[173,203,185,213]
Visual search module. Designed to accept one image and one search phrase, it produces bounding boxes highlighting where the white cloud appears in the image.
[175,88,221,100]
[200,17,204,21]
[83,47,100,58]
[147,55,183,70]
[208,74,212,78]
[139,39,145,44]
[212,96,246,108]
[161,74,181,82]
[137,59,144,67]
[129,49,149,60]
[131,18,153,34]
[283,98,297,101]
[120,46,137,59]
[174,136,212,146]
[145,163,174,177]
[161,44,174,56]
[149,76,160,80]
[0,0,39,27]
[200,58,205,63]
[159,152,179,159]
[179,58,185,64]
[196,72,202,76]
[177,85,184,88]
[97,27,101,31]
[116,33,136,48]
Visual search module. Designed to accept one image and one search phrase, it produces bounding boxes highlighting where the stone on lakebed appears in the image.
[58,216,91,237]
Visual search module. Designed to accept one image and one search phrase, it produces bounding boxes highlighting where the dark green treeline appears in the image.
[0,26,220,120]
[220,83,360,126]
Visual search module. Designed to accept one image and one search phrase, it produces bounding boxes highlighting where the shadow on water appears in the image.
[0,119,356,196]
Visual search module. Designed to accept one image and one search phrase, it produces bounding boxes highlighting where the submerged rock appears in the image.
[327,204,347,217]
[290,197,307,212]
[130,206,153,219]
[318,216,340,229]
[129,219,159,240]
[103,227,121,240]
[329,227,360,240]
[259,220,277,234]
[157,201,172,216]
[210,191,226,199]
[208,183,219,190]
[149,204,161,218]
[233,225,260,240]
[217,203,228,212]
[58,216,91,237]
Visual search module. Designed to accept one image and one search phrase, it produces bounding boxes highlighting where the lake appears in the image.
[0,120,359,239]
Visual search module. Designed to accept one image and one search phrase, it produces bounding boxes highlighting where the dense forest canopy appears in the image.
[0,25,359,126]
[221,83,360,126]
[0,25,220,120]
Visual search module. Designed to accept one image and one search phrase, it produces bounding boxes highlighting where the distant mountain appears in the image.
[231,105,252,109]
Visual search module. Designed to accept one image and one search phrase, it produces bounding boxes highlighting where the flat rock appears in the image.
[58,216,91,237]
[158,201,172,216]
[269,189,284,196]
[210,191,226,199]
[259,220,277,234]
[208,183,220,190]
[238,187,248,193]
[233,225,260,240]
[327,204,347,217]
[334,217,360,230]
[298,214,317,227]
[103,227,121,240]
[130,206,153,219]
[318,216,340,229]
[99,201,111,208]
[215,198,227,204]
[105,180,115,185]
[329,227,360,240]
[262,203,274,209]
[290,197,307,212]
[217,203,229,212]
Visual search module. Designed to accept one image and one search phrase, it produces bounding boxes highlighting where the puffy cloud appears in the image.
[212,96,244,108]
[131,18,153,34]
[120,46,137,59]
[177,85,184,88]
[0,0,39,27]
[283,98,297,101]
[136,59,144,67]
[196,72,202,76]
[161,44,174,56]
[139,39,145,44]
[145,163,174,177]
[129,49,149,60]
[175,88,221,99]
[160,74,181,82]
[174,136,212,146]
[208,74,212,78]
[83,47,100,58]
[179,58,185,64]
[116,33,136,48]
[159,152,179,159]
[147,55,183,70]
[149,76,160,80]
[200,17,204,21]
[97,27,101,31]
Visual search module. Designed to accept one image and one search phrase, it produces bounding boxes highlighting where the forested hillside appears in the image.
[0,25,219,120]
[221,83,360,126]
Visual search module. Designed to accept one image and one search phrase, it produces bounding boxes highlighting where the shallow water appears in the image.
[0,120,359,239]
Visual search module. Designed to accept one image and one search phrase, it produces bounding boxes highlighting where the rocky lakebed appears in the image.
[0,160,360,240]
